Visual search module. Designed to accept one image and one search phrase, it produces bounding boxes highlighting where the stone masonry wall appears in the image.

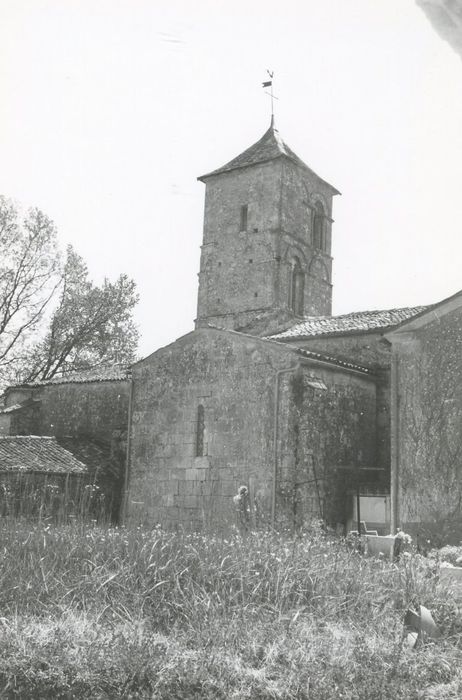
[283,332,392,475]
[128,329,287,530]
[278,159,334,317]
[4,380,130,521]
[276,366,378,531]
[127,328,378,532]
[5,381,130,444]
[394,306,462,545]
[35,381,129,444]
[196,157,336,334]
[292,332,392,370]
[196,161,281,329]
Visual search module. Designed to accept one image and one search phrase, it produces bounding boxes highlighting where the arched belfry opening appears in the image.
[290,257,305,316]
[313,201,325,251]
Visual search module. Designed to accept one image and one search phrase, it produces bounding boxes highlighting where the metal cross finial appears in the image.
[262,69,278,122]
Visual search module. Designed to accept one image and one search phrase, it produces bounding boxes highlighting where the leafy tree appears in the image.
[25,246,139,382]
[0,196,61,386]
[0,196,139,388]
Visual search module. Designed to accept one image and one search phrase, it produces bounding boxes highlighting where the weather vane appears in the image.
[262,69,278,120]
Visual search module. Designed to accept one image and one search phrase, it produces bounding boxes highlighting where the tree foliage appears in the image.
[26,247,139,381]
[0,196,61,385]
[0,197,139,388]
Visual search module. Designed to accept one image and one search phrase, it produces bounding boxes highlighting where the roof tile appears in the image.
[11,363,130,389]
[198,121,339,193]
[0,436,88,474]
[267,307,428,340]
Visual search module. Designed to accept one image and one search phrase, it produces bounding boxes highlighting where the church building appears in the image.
[125,119,424,534]
[3,117,461,542]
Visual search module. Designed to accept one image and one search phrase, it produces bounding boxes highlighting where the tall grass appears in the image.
[0,521,461,698]
[0,472,109,524]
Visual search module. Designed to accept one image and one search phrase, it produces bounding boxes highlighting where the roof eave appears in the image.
[197,154,283,183]
[283,154,340,196]
[6,376,129,391]
[198,152,341,195]
[271,325,397,342]
[384,292,462,340]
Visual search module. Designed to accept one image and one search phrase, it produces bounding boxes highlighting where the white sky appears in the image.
[1,0,461,356]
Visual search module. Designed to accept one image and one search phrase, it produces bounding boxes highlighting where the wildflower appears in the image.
[395,530,412,545]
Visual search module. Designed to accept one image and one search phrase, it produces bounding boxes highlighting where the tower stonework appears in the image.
[195,120,340,335]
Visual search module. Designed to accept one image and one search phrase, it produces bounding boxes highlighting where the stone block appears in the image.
[166,479,179,496]
[177,497,201,512]
[218,480,237,497]
[194,456,210,469]
[178,481,205,496]
[185,467,208,481]
[199,481,212,496]
[169,468,186,480]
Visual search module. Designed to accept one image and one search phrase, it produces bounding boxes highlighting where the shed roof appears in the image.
[198,119,340,194]
[0,436,88,474]
[267,307,428,341]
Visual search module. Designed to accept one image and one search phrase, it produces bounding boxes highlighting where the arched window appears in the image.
[196,405,205,457]
[313,201,325,250]
[290,257,305,316]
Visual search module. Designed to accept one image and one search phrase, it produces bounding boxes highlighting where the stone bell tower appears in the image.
[195,118,340,335]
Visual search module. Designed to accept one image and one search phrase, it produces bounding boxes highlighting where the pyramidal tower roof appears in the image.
[198,117,340,194]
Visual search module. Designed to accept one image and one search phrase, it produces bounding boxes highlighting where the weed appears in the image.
[0,522,460,698]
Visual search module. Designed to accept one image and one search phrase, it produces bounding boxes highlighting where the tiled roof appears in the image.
[0,436,87,474]
[198,120,340,194]
[0,398,41,415]
[11,363,130,389]
[209,325,375,375]
[267,307,428,340]
[0,403,27,415]
[295,347,373,375]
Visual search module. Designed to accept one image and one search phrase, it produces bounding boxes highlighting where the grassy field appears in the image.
[0,521,461,699]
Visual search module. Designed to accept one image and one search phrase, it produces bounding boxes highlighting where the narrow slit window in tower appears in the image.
[196,404,205,457]
[290,257,305,316]
[313,201,325,250]
[240,205,248,231]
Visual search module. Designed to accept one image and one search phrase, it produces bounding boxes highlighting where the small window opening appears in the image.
[290,257,305,316]
[248,258,253,263]
[240,205,248,231]
[313,201,325,250]
[196,405,205,457]
[218,261,222,267]
[254,292,258,297]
